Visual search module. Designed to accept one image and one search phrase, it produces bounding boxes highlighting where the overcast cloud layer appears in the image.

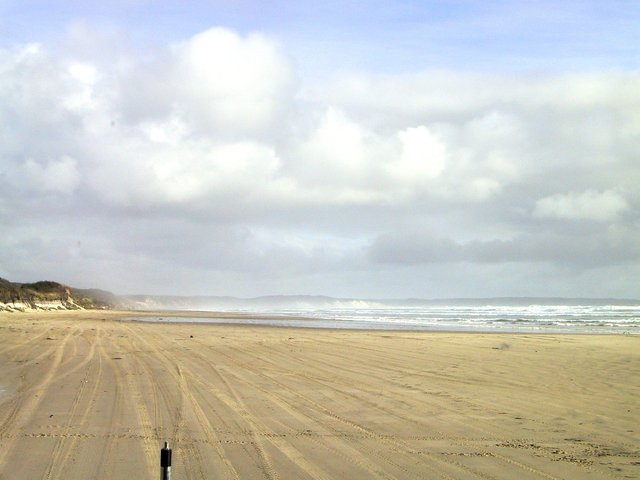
[1,2,639,298]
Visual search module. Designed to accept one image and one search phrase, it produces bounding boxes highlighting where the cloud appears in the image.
[120,27,294,139]
[0,25,639,297]
[395,126,446,181]
[84,138,284,208]
[292,107,370,184]
[368,231,460,264]
[21,156,81,194]
[534,190,629,221]
[368,227,640,268]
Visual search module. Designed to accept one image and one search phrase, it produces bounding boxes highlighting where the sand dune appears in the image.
[0,311,638,479]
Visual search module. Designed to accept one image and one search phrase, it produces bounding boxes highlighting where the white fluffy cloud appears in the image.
[294,107,370,183]
[174,28,293,134]
[120,27,294,139]
[395,126,446,181]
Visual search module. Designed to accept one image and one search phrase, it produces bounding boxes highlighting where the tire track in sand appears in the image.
[182,348,397,479]
[212,342,462,480]
[0,325,80,474]
[216,340,558,480]
[154,333,423,480]
[122,324,240,480]
[42,327,103,479]
[171,337,402,480]
[223,339,565,480]
[93,329,126,479]
[300,349,567,480]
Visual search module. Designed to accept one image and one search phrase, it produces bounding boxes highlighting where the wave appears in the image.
[255,305,640,333]
[129,304,640,334]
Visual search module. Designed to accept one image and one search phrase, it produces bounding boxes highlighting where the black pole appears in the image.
[161,441,172,480]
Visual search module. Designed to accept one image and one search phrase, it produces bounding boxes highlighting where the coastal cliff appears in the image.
[0,278,120,312]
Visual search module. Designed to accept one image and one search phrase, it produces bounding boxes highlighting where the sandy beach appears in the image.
[0,311,638,479]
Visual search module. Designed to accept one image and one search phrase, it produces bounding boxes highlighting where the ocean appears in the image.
[130,304,640,334]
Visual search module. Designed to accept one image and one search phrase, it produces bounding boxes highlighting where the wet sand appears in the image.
[0,310,638,479]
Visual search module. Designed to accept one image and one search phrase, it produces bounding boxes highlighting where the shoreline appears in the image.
[127,315,640,335]
[127,308,639,335]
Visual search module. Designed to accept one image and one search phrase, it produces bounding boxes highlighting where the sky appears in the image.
[0,1,639,298]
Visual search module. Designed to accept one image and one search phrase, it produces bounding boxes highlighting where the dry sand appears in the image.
[0,310,638,479]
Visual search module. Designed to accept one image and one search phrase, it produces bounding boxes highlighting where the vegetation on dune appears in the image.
[0,278,120,311]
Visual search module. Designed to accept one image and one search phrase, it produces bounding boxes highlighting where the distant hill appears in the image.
[0,278,121,312]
